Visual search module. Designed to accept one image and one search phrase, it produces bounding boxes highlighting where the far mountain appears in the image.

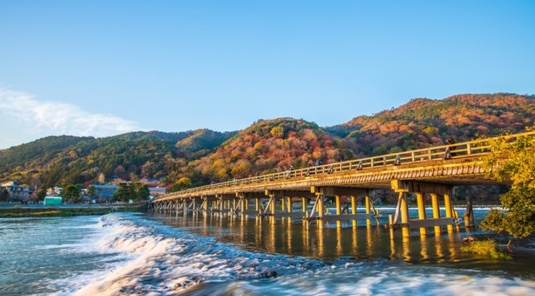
[0,93,533,190]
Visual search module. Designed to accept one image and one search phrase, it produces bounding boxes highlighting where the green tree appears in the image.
[0,187,9,202]
[138,184,150,200]
[87,185,97,200]
[131,181,150,201]
[112,183,132,202]
[60,184,82,203]
[112,182,150,202]
[36,187,47,201]
[481,132,535,241]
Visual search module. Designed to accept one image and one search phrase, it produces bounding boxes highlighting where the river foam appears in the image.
[52,213,325,295]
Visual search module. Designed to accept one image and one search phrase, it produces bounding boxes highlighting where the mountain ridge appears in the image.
[1,93,533,189]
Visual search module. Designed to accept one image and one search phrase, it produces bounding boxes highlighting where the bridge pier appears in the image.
[261,190,310,225]
[236,192,263,218]
[316,193,324,229]
[285,196,292,223]
[430,193,441,234]
[464,196,475,228]
[444,192,454,233]
[391,180,456,238]
[416,193,427,236]
[307,187,377,229]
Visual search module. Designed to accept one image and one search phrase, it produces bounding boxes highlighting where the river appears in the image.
[1,209,534,295]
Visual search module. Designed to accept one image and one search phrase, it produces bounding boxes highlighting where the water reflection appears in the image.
[402,236,411,261]
[352,227,358,256]
[153,210,490,264]
[336,228,342,256]
[435,232,445,263]
[420,235,429,261]
[287,223,293,254]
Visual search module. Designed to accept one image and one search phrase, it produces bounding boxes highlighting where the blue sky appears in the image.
[0,0,534,148]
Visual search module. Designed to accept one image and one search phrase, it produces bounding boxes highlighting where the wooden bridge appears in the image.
[152,131,533,238]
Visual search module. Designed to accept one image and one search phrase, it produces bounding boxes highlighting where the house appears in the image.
[90,185,119,203]
[0,180,34,202]
[46,187,63,196]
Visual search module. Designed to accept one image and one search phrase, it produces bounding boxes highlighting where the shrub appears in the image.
[460,238,512,260]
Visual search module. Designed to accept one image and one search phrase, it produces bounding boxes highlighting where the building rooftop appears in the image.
[92,185,119,189]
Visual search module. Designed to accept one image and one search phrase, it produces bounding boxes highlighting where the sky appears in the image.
[0,0,534,149]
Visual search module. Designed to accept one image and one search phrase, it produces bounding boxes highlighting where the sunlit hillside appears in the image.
[0,93,533,189]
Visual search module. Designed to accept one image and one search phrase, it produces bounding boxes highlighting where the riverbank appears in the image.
[0,203,147,217]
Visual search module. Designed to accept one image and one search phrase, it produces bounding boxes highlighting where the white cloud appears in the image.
[0,89,141,148]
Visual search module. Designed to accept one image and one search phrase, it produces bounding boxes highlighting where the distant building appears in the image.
[46,187,63,196]
[91,185,119,203]
[44,196,62,206]
[0,180,34,202]
[140,178,160,187]
[149,187,167,198]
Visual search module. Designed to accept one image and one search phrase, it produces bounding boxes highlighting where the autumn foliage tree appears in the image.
[481,131,535,241]
[189,118,355,183]
[169,177,192,192]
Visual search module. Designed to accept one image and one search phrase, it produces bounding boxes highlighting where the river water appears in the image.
[1,209,534,295]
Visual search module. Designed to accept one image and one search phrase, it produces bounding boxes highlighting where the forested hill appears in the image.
[185,118,356,185]
[0,93,533,189]
[327,93,535,157]
[0,129,236,188]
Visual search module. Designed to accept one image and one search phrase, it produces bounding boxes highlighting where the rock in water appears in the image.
[260,270,277,278]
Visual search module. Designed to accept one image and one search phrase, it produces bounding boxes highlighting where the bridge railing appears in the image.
[159,131,535,199]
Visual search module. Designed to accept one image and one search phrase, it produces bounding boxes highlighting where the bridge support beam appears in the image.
[309,186,375,228]
[286,197,293,223]
[391,180,455,237]
[400,192,410,238]
[430,193,441,234]
[365,195,371,227]
[215,194,236,217]
[465,196,475,228]
[316,193,325,229]
[234,192,266,218]
[444,193,454,233]
[263,190,312,224]
[351,195,357,228]
[335,195,341,228]
[416,193,427,236]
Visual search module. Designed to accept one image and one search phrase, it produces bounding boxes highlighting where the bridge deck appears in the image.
[155,131,535,202]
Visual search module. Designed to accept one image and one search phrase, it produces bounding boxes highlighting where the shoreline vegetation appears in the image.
[460,237,513,260]
[0,203,147,218]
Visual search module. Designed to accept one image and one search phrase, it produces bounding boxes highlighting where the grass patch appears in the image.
[460,238,512,260]
[0,210,62,217]
[0,204,146,218]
